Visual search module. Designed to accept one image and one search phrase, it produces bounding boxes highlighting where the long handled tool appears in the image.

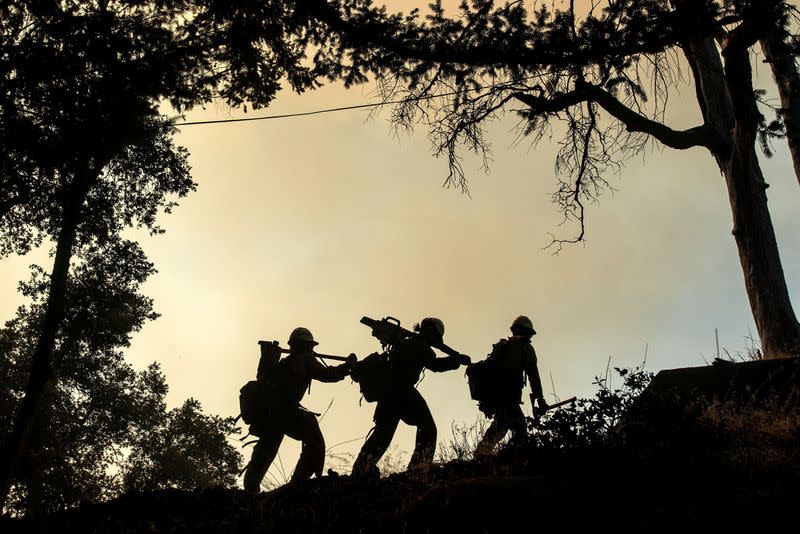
[257,340,349,362]
[531,395,577,417]
[360,316,465,358]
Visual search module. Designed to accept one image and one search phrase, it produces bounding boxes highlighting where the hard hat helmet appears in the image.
[288,327,318,346]
[420,317,445,338]
[511,315,536,335]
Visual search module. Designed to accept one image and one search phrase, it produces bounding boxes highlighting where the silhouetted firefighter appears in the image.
[469,316,548,456]
[239,328,356,492]
[351,316,471,477]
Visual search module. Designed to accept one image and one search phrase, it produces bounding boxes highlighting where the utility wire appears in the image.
[173,78,538,127]
[174,101,388,126]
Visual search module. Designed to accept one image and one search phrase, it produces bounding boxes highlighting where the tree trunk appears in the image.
[683,29,800,359]
[23,453,43,520]
[722,141,800,357]
[0,177,90,513]
[760,32,800,187]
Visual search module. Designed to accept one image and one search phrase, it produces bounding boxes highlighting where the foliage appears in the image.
[123,398,242,492]
[298,1,799,246]
[527,365,653,449]
[0,241,241,516]
[432,366,653,462]
[301,1,800,358]
[521,362,799,461]
[0,0,347,256]
[0,0,324,509]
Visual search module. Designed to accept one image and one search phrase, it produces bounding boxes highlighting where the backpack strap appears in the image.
[486,338,511,360]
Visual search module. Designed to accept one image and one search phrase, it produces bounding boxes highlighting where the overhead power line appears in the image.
[174,101,390,126]
[173,78,536,126]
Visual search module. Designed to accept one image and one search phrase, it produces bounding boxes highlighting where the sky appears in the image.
[1,1,799,485]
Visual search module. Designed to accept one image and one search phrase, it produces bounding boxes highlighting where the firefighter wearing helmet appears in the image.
[351,317,470,477]
[243,327,356,492]
[473,315,547,456]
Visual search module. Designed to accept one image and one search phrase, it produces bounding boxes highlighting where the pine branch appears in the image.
[512,84,711,150]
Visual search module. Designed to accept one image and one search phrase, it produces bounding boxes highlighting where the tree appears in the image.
[300,0,800,358]
[0,0,319,510]
[760,11,800,185]
[0,241,241,516]
[123,398,242,493]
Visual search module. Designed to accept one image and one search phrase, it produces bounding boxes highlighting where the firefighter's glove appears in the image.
[458,354,472,366]
[346,353,358,373]
[537,398,548,412]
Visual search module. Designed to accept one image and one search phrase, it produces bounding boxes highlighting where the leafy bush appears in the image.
[526,365,653,449]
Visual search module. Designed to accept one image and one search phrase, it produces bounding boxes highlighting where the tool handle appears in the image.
[531,395,577,415]
[314,353,349,362]
[257,340,349,362]
[547,396,577,410]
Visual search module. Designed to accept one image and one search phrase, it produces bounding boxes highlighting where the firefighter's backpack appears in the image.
[239,380,269,426]
[238,355,293,430]
[466,338,524,414]
[351,352,392,402]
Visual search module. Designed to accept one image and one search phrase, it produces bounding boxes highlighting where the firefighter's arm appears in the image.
[425,347,470,372]
[307,354,352,382]
[525,346,547,411]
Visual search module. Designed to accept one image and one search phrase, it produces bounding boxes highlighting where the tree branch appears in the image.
[585,84,711,150]
[513,84,710,150]
[545,102,596,254]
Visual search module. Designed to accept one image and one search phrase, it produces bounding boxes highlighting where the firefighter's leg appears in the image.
[243,430,284,492]
[475,410,512,457]
[507,404,528,445]
[404,389,437,468]
[352,401,400,476]
[285,409,326,481]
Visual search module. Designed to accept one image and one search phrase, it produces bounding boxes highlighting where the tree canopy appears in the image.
[0,0,324,510]
[295,0,800,357]
[2,0,799,513]
[0,240,241,516]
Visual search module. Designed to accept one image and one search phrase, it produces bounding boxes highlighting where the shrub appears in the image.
[526,365,653,449]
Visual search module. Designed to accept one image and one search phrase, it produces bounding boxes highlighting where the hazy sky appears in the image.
[1,1,798,484]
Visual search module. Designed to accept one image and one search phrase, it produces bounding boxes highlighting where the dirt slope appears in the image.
[3,447,797,533]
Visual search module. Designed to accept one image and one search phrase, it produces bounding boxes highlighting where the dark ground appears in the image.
[2,446,798,533]
[3,359,799,533]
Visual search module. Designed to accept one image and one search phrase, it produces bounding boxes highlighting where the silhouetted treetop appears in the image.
[297,1,795,185]
[0,240,240,515]
[311,0,685,73]
[0,116,194,258]
[1,0,319,511]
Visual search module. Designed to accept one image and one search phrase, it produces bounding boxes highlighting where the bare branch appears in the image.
[514,84,711,150]
[587,84,712,149]
[545,101,597,253]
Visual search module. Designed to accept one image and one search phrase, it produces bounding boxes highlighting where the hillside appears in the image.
[3,360,799,533]
[3,445,798,533]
